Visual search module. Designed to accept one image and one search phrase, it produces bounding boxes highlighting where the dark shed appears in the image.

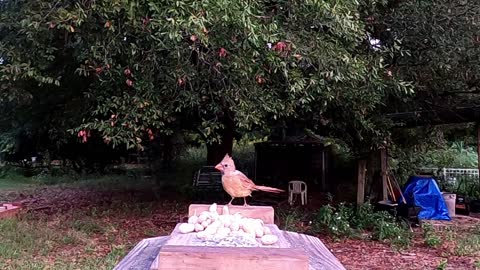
[254,135,331,190]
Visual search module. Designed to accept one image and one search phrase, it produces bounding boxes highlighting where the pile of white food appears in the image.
[177,203,279,246]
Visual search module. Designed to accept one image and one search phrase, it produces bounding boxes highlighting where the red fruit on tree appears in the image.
[95,67,103,74]
[219,48,227,57]
[104,21,111,28]
[126,79,134,87]
[177,78,185,86]
[48,22,56,29]
[147,129,154,141]
[77,130,89,143]
[256,75,266,85]
[124,68,131,76]
[273,41,287,52]
[142,17,151,25]
[190,35,197,42]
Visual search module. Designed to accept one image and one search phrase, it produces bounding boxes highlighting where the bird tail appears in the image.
[254,185,285,193]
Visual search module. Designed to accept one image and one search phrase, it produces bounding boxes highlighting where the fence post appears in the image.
[380,148,388,201]
[357,159,367,205]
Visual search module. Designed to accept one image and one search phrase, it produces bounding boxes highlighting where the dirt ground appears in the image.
[1,186,480,270]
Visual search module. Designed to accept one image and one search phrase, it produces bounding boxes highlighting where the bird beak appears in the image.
[214,164,222,171]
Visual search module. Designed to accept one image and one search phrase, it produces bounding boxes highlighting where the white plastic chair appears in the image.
[288,181,307,205]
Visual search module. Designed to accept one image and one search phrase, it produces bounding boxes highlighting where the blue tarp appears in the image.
[400,175,450,220]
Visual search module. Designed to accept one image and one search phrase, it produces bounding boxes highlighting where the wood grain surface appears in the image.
[157,246,308,270]
[115,205,345,270]
[116,231,346,270]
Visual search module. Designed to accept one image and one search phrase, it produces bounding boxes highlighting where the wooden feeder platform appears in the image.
[156,204,307,270]
[115,204,346,270]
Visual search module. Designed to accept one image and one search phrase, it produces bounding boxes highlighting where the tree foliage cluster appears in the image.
[1,0,477,164]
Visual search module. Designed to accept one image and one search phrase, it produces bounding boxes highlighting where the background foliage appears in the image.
[1,0,411,162]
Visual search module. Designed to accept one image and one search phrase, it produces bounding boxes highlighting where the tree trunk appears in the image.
[162,135,173,170]
[206,114,235,166]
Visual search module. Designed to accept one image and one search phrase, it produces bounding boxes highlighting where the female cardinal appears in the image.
[215,154,284,206]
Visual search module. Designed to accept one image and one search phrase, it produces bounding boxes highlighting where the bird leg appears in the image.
[243,197,249,207]
[228,197,234,206]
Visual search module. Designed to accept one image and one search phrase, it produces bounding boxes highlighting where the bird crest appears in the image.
[221,153,232,162]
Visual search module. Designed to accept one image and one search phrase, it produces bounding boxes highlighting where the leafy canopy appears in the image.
[0,0,412,154]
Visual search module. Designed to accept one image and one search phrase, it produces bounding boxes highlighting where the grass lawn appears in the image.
[0,216,127,270]
[0,171,189,270]
[1,173,480,270]
[0,176,33,190]
[0,193,185,269]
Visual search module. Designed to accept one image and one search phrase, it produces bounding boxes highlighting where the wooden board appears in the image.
[156,222,305,270]
[113,236,169,270]
[188,204,274,224]
[114,204,345,270]
[165,223,290,248]
[283,231,346,270]
[0,203,21,219]
[116,232,346,270]
[158,246,308,270]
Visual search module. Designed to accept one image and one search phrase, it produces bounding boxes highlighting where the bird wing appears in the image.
[232,170,257,190]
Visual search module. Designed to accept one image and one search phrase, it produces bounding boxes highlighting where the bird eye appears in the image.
[224,164,228,167]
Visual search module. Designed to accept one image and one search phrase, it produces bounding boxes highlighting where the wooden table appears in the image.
[114,230,345,270]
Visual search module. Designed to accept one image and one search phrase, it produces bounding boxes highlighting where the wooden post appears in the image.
[321,150,327,191]
[357,159,367,205]
[380,148,388,201]
[477,123,480,193]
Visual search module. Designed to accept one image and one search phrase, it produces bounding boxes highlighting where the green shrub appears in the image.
[313,202,412,248]
[313,203,354,237]
[352,203,381,230]
[373,219,410,243]
[423,224,442,248]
